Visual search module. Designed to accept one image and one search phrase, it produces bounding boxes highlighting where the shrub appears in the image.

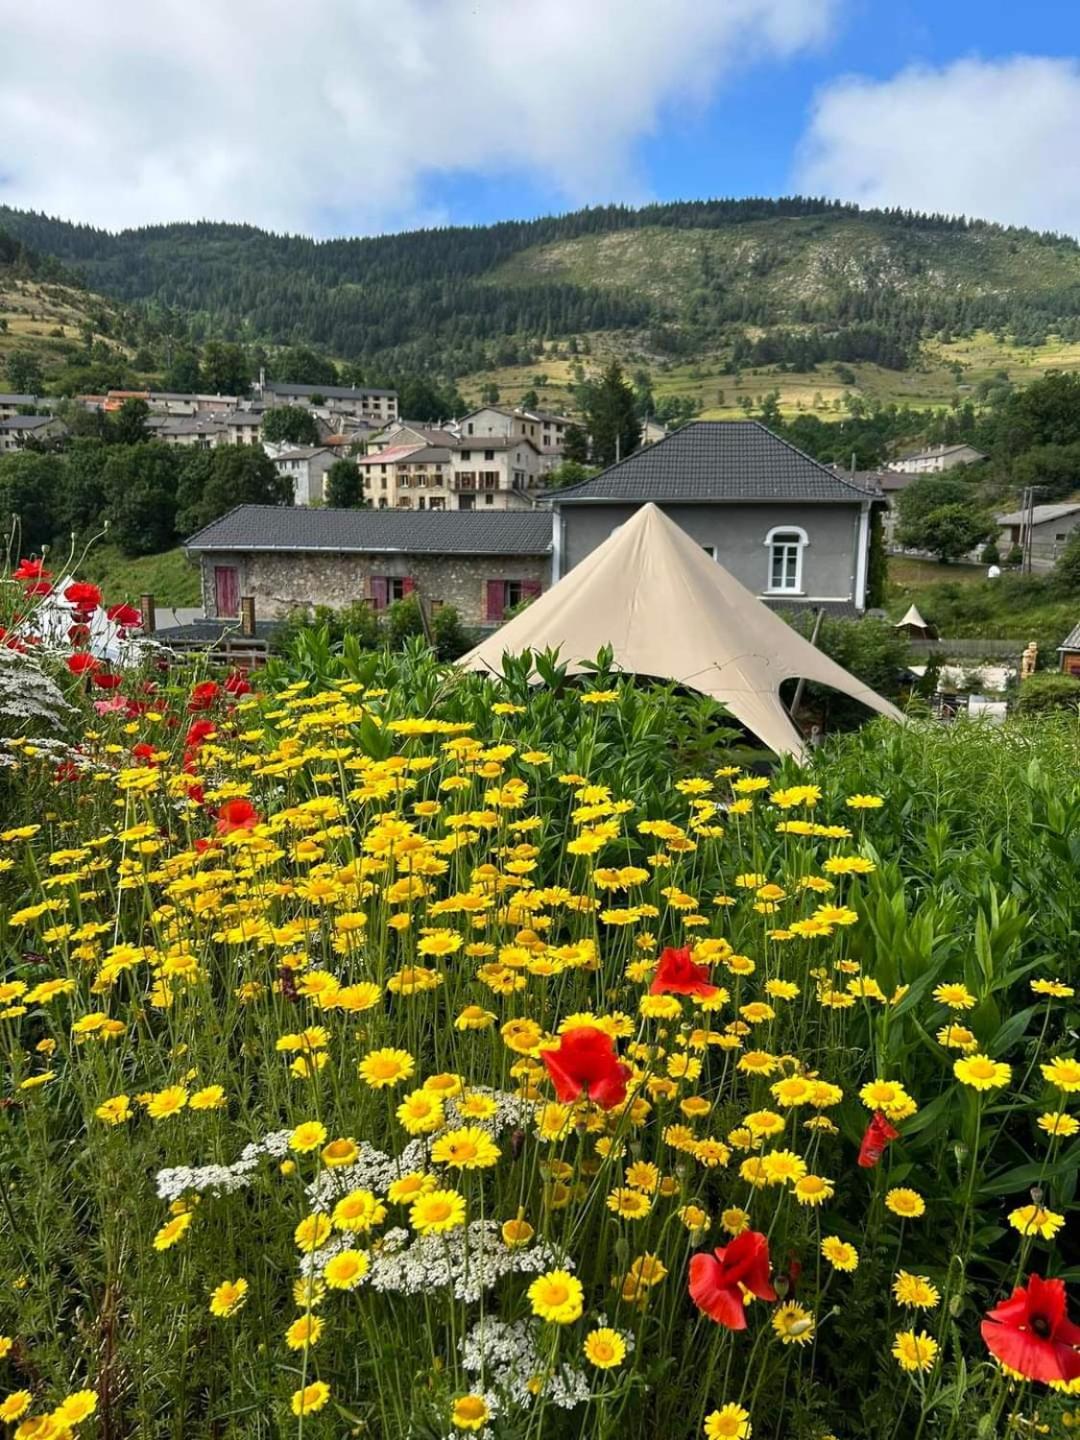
[1013,670,1080,712]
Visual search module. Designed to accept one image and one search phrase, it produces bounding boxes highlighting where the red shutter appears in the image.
[402,576,416,595]
[485,579,506,622]
[370,575,389,610]
[520,580,542,601]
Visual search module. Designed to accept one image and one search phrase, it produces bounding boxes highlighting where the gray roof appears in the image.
[895,444,987,463]
[553,422,881,505]
[457,435,540,453]
[184,505,553,556]
[0,414,55,431]
[271,446,332,461]
[0,394,38,406]
[266,382,397,401]
[997,503,1080,526]
[394,446,452,463]
[1058,622,1080,652]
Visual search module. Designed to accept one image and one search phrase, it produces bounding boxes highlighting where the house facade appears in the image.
[260,381,398,425]
[551,421,881,612]
[357,437,541,510]
[184,506,551,628]
[269,446,337,505]
[0,414,66,453]
[0,394,40,419]
[887,443,987,475]
[455,406,576,472]
[997,502,1080,568]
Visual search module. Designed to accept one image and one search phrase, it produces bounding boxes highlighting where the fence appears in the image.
[907,639,1026,660]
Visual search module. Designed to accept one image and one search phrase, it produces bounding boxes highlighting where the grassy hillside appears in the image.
[79,545,201,607]
[0,272,133,384]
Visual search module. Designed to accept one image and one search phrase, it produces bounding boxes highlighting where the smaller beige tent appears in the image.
[893,603,935,639]
[459,503,903,758]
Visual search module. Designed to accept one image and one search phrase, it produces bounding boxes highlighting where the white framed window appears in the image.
[765,526,808,593]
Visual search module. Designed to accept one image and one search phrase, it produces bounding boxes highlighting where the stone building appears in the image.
[183,506,551,627]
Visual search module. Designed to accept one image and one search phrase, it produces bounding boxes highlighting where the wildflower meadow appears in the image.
[0,564,1079,1439]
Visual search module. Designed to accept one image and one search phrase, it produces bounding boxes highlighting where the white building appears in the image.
[269,446,338,506]
[454,406,577,473]
[887,443,987,475]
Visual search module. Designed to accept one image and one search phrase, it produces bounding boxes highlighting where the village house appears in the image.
[357,436,541,510]
[996,502,1080,568]
[259,380,398,425]
[0,393,40,419]
[450,435,541,506]
[148,415,227,448]
[268,446,337,506]
[0,413,66,453]
[221,410,265,446]
[184,506,550,627]
[886,443,987,475]
[454,406,576,472]
[550,420,882,612]
[368,421,458,453]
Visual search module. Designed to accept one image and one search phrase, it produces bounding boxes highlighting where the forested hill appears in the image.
[4,197,1080,377]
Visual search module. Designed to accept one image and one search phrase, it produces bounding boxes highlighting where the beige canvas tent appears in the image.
[460,503,903,758]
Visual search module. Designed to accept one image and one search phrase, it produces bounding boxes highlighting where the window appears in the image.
[370,575,414,609]
[460,450,471,460]
[765,526,808,593]
[484,449,495,460]
[484,578,542,621]
[701,545,718,560]
[466,423,474,435]
[484,493,494,505]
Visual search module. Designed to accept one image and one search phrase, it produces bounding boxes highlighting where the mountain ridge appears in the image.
[4,198,1080,403]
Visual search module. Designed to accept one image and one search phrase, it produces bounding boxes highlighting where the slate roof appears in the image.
[552,422,881,505]
[996,503,1080,526]
[1058,622,1080,652]
[0,414,56,432]
[184,505,553,556]
[265,381,396,400]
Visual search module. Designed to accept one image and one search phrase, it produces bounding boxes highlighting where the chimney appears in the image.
[139,593,156,635]
[258,366,266,396]
[240,595,256,638]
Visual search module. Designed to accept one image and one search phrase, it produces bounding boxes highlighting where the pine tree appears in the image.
[585,361,642,468]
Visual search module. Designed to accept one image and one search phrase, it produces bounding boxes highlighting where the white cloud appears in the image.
[795,55,1080,235]
[1,0,836,235]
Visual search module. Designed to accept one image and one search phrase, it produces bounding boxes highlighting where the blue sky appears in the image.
[4,0,1080,236]
[424,0,1080,231]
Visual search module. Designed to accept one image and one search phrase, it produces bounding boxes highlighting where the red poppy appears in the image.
[23,580,54,597]
[689,1230,778,1329]
[131,742,158,766]
[539,1025,630,1109]
[224,669,252,696]
[68,624,91,643]
[188,680,220,712]
[858,1110,900,1169]
[54,760,82,783]
[63,581,102,611]
[216,798,260,835]
[185,719,217,750]
[107,602,143,629]
[650,945,718,998]
[91,672,123,689]
[66,652,101,675]
[981,1274,1080,1384]
[12,558,50,581]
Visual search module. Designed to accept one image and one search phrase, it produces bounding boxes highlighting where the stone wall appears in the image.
[199,549,551,627]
